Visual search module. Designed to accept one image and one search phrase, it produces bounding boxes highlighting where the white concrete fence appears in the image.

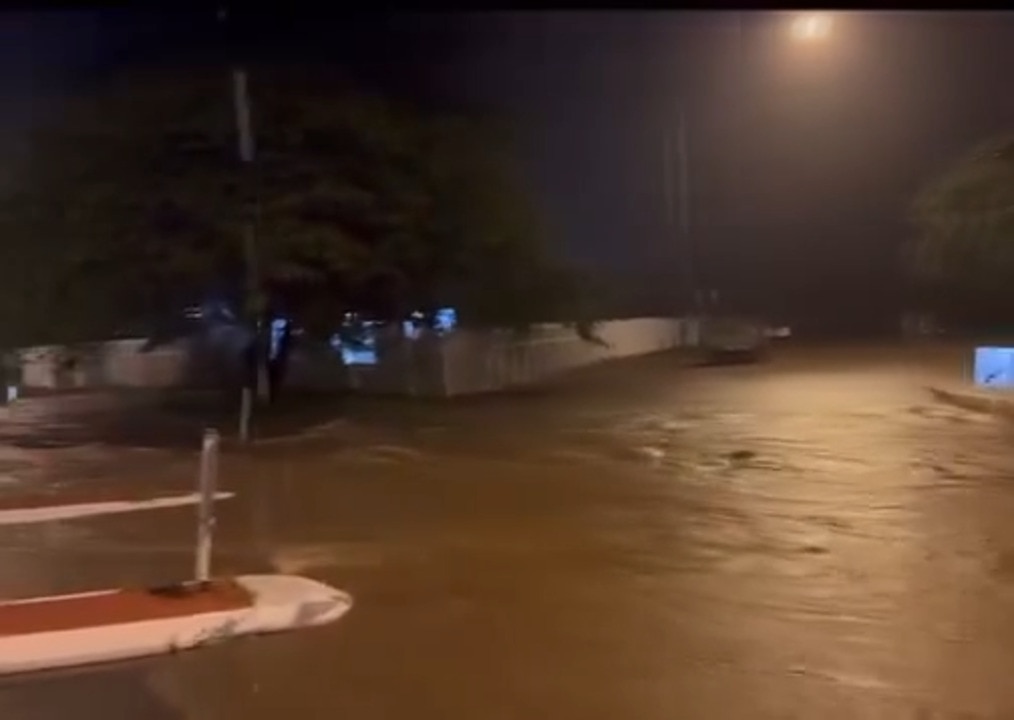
[19,340,197,390]
[437,318,691,396]
[16,317,695,397]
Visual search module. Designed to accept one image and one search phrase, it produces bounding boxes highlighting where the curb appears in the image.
[218,418,352,451]
[927,385,1014,420]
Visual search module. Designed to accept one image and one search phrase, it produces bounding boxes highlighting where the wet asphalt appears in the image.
[2,343,1014,719]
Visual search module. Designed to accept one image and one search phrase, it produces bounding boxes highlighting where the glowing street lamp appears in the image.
[791,13,833,42]
[664,12,836,317]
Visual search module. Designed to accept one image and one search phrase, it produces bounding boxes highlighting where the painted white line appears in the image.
[0,492,235,526]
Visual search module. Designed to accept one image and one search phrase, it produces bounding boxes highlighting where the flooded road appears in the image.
[3,344,1014,718]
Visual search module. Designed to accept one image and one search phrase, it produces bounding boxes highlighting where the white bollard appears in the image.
[195,428,220,584]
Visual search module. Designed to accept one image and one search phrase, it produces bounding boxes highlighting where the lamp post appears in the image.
[662,105,693,313]
[218,6,263,442]
[662,11,833,327]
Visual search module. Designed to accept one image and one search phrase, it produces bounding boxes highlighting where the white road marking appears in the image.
[0,492,235,526]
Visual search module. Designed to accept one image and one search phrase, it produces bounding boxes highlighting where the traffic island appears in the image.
[925,344,1014,420]
[927,385,1014,420]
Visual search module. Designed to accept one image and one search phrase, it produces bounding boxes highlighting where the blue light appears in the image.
[434,307,457,333]
[402,320,422,340]
[331,320,379,366]
[342,346,378,365]
[269,318,289,361]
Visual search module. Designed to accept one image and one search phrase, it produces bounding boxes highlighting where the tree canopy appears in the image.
[0,64,583,347]
[908,134,1014,315]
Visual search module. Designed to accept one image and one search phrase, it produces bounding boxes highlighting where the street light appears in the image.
[662,106,693,313]
[790,13,833,42]
[218,5,263,442]
[665,12,834,324]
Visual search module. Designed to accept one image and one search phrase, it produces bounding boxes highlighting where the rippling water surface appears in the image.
[3,345,1013,719]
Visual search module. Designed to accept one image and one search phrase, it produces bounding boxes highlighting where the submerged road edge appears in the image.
[926,385,1014,420]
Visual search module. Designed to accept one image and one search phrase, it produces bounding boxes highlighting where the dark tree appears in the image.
[0,65,587,397]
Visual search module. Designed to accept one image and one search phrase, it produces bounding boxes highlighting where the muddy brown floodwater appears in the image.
[2,344,1014,719]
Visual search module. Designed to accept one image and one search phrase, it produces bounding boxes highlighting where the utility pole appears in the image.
[676,106,694,310]
[733,12,746,228]
[664,106,696,314]
[219,6,263,442]
[664,105,699,347]
[732,11,746,318]
[663,130,675,230]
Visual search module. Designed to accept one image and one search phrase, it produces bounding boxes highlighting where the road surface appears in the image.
[2,343,1013,719]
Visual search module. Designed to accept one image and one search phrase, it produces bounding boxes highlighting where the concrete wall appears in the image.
[16,317,691,397]
[438,318,688,396]
[21,341,175,390]
[18,338,225,391]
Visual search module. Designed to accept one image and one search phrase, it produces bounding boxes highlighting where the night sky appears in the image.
[3,11,1013,334]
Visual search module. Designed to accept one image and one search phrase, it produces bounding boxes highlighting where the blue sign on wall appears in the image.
[973,346,1014,388]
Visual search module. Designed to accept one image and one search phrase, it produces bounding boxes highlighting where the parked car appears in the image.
[700,316,769,364]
